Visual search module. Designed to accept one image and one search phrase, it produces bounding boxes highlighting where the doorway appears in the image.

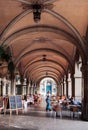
[46,84,52,95]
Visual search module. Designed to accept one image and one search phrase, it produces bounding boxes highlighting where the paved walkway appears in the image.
[0,104,88,130]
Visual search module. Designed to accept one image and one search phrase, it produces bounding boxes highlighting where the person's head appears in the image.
[47,91,50,94]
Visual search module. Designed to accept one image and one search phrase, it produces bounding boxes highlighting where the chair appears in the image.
[52,104,62,118]
[70,105,80,119]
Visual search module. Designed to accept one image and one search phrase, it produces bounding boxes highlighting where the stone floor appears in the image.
[0,104,88,130]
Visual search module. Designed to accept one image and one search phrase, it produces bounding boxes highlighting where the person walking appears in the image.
[46,91,52,111]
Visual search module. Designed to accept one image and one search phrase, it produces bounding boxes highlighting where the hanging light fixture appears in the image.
[32,3,42,23]
[21,0,54,23]
[42,55,46,62]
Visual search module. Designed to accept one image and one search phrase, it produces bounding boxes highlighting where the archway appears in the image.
[39,77,57,96]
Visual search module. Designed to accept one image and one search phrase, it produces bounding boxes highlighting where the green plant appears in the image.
[0,45,15,74]
[0,45,11,61]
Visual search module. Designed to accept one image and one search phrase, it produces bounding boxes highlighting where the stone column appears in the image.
[29,80,32,95]
[71,74,75,98]
[11,78,16,95]
[0,78,2,96]
[31,86,34,95]
[62,78,64,96]
[58,81,62,96]
[29,87,32,95]
[61,82,63,96]
[81,65,88,120]
[10,73,16,95]
[33,83,35,94]
[68,73,71,97]
[20,75,24,95]
[60,81,63,96]
[2,77,6,96]
[25,79,28,96]
[27,82,30,95]
[64,76,66,96]
[57,85,59,96]
[29,80,33,95]
[66,75,68,98]
[74,62,82,100]
[1,80,3,96]
[8,80,11,95]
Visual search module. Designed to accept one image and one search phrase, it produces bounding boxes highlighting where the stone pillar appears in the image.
[61,82,63,96]
[81,65,88,120]
[33,84,35,94]
[57,85,59,96]
[20,75,24,95]
[60,82,62,96]
[2,77,6,96]
[29,80,32,95]
[62,78,64,96]
[71,74,75,98]
[22,85,24,95]
[1,80,3,96]
[27,82,30,95]
[74,62,82,100]
[0,78,2,96]
[29,87,31,95]
[64,76,66,96]
[11,78,16,95]
[8,80,11,95]
[68,73,71,97]
[29,80,33,95]
[66,75,68,98]
[31,86,34,95]
[58,81,62,96]
[10,73,16,95]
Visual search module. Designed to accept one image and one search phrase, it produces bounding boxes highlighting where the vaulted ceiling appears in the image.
[0,0,88,84]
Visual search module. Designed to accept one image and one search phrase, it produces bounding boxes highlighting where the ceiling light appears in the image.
[42,55,46,62]
[32,3,42,23]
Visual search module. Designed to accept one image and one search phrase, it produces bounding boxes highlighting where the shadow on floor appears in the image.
[0,126,39,130]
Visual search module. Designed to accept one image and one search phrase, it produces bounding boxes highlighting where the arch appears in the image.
[23,59,66,76]
[34,75,58,85]
[28,72,59,84]
[2,25,77,46]
[0,10,32,41]
[16,49,73,73]
[28,69,60,79]
[0,1,79,42]
[2,25,86,64]
[44,9,86,55]
[0,3,86,64]
[14,38,72,65]
[27,65,63,77]
[19,48,74,73]
[27,67,61,79]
